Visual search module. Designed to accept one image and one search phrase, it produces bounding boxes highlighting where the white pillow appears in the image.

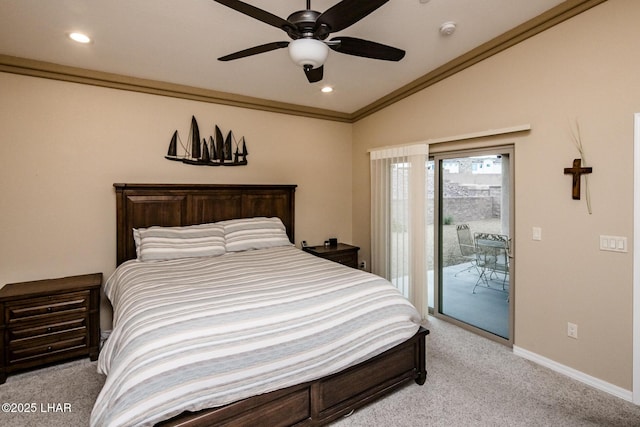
[133,223,226,261]
[219,217,292,252]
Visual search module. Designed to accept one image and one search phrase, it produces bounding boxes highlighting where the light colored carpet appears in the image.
[1,317,639,426]
[336,318,640,427]
[0,358,104,427]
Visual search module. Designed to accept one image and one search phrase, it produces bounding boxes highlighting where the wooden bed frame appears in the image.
[113,183,429,426]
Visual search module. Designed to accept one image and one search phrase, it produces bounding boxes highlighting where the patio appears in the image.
[391,220,510,339]
[428,262,509,338]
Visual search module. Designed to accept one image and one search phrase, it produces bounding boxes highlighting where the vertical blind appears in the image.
[370,144,429,318]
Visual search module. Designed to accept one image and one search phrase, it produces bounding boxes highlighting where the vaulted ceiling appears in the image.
[0,0,604,121]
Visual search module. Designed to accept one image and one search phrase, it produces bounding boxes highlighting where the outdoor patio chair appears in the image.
[473,232,510,296]
[455,224,479,277]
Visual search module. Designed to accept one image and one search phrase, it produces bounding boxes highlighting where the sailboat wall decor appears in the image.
[165,116,248,167]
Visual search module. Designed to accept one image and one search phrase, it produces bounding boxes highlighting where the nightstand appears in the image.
[303,243,360,269]
[0,273,102,384]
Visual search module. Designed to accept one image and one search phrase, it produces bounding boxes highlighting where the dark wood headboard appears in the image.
[114,183,297,265]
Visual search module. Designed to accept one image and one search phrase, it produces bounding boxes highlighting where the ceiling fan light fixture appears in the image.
[288,38,329,69]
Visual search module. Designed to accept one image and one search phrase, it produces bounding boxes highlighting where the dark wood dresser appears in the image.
[0,273,101,383]
[303,243,360,269]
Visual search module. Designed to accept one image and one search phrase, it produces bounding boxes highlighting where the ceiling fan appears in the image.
[214,0,405,83]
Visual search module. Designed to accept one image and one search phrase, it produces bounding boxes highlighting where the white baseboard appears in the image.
[513,345,633,402]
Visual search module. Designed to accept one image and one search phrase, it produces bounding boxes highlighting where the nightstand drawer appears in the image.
[303,243,360,269]
[6,291,90,324]
[9,335,88,364]
[321,252,358,267]
[9,317,87,341]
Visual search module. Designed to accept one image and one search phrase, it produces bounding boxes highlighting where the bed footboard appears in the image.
[158,327,429,427]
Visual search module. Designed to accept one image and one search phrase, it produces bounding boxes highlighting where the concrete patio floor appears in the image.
[428,262,509,339]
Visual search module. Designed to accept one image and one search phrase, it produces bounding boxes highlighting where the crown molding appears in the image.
[0,0,606,124]
[0,54,352,123]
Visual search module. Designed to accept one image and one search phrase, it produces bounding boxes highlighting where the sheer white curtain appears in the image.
[370,144,429,318]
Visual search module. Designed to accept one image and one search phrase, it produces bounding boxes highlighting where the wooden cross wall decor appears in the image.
[564,158,592,200]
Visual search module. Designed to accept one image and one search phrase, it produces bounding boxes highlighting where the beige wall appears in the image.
[0,73,353,327]
[353,0,638,390]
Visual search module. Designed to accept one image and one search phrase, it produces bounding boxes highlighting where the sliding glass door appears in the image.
[433,147,514,342]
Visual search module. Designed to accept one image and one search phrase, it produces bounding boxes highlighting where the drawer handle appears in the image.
[47,307,53,312]
[47,346,52,351]
[47,327,52,332]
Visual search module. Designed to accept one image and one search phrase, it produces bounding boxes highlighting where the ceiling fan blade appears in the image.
[316,0,388,33]
[329,36,405,61]
[218,41,289,61]
[213,0,293,32]
[304,65,324,83]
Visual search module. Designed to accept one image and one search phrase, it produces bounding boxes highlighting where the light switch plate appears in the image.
[599,235,627,253]
[532,227,542,241]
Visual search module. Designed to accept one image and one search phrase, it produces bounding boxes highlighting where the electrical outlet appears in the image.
[359,261,366,270]
[567,322,578,339]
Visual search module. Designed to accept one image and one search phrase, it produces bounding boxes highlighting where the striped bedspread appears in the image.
[91,246,421,427]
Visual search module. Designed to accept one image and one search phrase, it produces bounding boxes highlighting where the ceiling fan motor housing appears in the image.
[286,10,325,38]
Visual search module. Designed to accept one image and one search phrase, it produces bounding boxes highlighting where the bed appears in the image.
[94,183,429,427]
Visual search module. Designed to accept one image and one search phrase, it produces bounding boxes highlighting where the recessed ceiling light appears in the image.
[68,32,92,44]
[321,86,333,93]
